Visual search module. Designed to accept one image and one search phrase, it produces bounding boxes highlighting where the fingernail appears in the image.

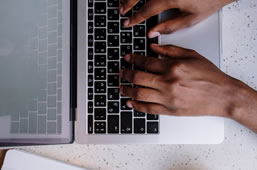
[126,101,133,108]
[120,5,124,13]
[124,54,131,62]
[123,19,130,27]
[149,32,160,39]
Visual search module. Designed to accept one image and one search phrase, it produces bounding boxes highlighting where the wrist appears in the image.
[225,78,257,124]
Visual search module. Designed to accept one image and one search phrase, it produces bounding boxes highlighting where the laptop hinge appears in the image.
[70,0,77,122]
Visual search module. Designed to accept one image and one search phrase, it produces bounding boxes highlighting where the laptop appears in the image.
[0,0,223,146]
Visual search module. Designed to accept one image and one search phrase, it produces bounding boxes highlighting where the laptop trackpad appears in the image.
[159,10,221,66]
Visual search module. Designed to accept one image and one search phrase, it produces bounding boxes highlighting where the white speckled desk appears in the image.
[22,1,257,170]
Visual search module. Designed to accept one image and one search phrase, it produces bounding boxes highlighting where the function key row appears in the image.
[88,0,145,9]
[89,0,119,8]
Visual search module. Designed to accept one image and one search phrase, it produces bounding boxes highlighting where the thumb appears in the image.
[148,14,199,38]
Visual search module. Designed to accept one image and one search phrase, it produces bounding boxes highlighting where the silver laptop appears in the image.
[0,0,223,147]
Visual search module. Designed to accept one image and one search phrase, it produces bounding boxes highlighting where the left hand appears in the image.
[120,44,242,118]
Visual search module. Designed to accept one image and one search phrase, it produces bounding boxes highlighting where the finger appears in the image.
[124,54,167,73]
[150,43,199,58]
[126,100,171,115]
[148,14,198,38]
[120,86,163,103]
[120,0,139,15]
[123,0,173,27]
[120,69,163,90]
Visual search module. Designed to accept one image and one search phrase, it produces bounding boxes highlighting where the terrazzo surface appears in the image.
[23,0,257,169]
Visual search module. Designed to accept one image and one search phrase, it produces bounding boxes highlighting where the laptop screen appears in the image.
[0,0,72,146]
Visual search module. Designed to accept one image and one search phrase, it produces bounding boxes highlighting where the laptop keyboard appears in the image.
[87,0,159,134]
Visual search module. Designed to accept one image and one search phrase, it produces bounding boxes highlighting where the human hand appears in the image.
[120,44,247,118]
[120,0,235,38]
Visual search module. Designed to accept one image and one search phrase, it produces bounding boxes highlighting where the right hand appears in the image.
[120,0,235,38]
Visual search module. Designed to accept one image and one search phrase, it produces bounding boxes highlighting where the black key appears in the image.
[88,35,93,46]
[88,88,93,100]
[147,39,158,57]
[108,22,119,33]
[88,115,93,134]
[108,62,119,73]
[88,101,93,113]
[95,108,106,120]
[95,68,106,80]
[133,0,145,10]
[121,77,130,84]
[95,42,106,53]
[147,16,159,57]
[121,58,132,70]
[95,55,106,66]
[108,35,119,47]
[146,15,158,31]
[108,88,119,100]
[147,114,159,120]
[134,51,145,56]
[88,61,93,73]
[134,25,145,37]
[95,95,106,106]
[108,75,119,87]
[134,110,145,117]
[108,115,119,133]
[107,0,119,7]
[88,48,93,60]
[95,2,106,14]
[121,112,132,133]
[95,29,106,40]
[88,22,93,33]
[121,98,132,110]
[123,10,132,17]
[95,15,106,27]
[108,102,119,113]
[95,122,106,134]
[108,48,119,60]
[95,81,106,93]
[147,122,158,134]
[88,0,93,7]
[134,38,145,50]
[88,75,93,86]
[108,9,119,20]
[88,9,93,20]
[121,32,132,43]
[120,19,132,30]
[134,119,146,134]
[108,0,119,7]
[121,45,132,57]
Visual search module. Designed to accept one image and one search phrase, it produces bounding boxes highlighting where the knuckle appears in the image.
[169,62,184,75]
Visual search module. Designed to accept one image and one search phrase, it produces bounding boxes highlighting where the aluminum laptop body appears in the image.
[0,0,223,147]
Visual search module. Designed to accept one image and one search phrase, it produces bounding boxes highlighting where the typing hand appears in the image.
[120,0,235,38]
[120,44,244,118]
